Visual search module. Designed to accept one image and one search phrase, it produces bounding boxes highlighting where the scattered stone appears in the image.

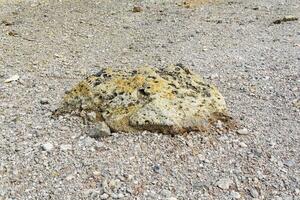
[40,98,49,105]
[239,142,247,148]
[283,159,295,167]
[60,144,72,151]
[237,128,249,135]
[100,193,109,199]
[41,142,54,152]
[4,75,19,83]
[87,122,111,138]
[273,16,298,24]
[161,189,172,197]
[249,188,259,198]
[153,164,161,174]
[292,99,300,109]
[114,193,124,199]
[166,197,177,200]
[82,137,95,147]
[108,179,121,190]
[230,191,241,199]
[216,178,233,190]
[87,111,97,122]
[65,174,75,181]
[55,66,234,134]
[215,120,223,129]
[132,6,143,13]
[93,171,101,176]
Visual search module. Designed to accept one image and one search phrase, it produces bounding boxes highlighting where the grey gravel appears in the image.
[0,0,299,199]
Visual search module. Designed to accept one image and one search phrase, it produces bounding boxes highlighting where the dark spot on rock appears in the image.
[203,89,211,97]
[175,63,184,67]
[93,81,101,87]
[95,69,104,77]
[132,70,137,75]
[148,76,156,79]
[138,88,149,96]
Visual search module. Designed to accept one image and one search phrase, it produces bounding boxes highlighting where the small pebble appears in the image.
[231,191,241,199]
[237,128,249,135]
[87,111,97,122]
[4,75,19,83]
[100,193,109,199]
[216,178,233,190]
[41,142,54,152]
[132,6,142,13]
[249,188,259,198]
[166,197,177,200]
[87,122,111,138]
[283,159,295,167]
[65,174,75,181]
[239,142,247,148]
[153,164,161,173]
[40,98,49,105]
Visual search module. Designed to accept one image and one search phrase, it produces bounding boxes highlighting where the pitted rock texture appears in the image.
[55,65,233,134]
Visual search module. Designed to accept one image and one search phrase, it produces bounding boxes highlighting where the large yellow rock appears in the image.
[55,65,234,134]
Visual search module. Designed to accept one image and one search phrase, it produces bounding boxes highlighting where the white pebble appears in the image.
[249,188,259,198]
[237,128,249,135]
[166,197,177,200]
[41,142,54,152]
[4,75,19,83]
[100,193,109,199]
[239,142,247,148]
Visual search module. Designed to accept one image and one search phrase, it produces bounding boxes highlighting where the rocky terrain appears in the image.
[0,0,299,199]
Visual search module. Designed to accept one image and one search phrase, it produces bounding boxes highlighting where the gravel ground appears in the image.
[0,0,299,199]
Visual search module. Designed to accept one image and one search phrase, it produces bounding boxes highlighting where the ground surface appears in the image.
[0,0,299,199]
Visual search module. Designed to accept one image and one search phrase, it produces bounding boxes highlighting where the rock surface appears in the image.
[55,65,233,134]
